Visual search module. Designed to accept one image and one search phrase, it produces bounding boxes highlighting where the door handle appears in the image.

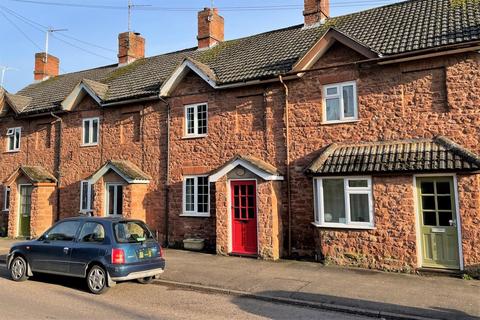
[63,247,69,254]
[449,220,457,227]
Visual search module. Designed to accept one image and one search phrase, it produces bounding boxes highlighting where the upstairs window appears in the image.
[184,103,208,137]
[80,181,94,213]
[3,186,10,211]
[6,127,21,152]
[82,117,99,146]
[182,176,209,216]
[323,81,358,123]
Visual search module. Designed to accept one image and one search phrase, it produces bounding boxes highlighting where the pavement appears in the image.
[1,238,479,320]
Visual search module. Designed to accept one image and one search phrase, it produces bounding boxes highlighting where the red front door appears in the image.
[231,180,257,255]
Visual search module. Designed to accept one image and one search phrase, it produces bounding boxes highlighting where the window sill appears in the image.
[180,213,211,218]
[311,222,375,230]
[80,143,99,148]
[321,119,359,126]
[5,150,20,153]
[182,134,207,140]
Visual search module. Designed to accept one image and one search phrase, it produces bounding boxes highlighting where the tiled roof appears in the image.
[209,154,283,181]
[5,166,58,183]
[10,0,480,114]
[305,136,480,175]
[87,160,151,183]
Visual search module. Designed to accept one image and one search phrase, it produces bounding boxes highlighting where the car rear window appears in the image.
[114,221,154,243]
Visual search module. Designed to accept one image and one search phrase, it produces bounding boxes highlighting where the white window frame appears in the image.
[181,175,210,217]
[105,183,124,216]
[322,81,358,123]
[3,186,10,211]
[6,127,21,152]
[313,176,374,229]
[79,180,93,213]
[82,117,100,146]
[184,103,208,138]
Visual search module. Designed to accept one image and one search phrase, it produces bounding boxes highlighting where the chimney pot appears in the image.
[34,52,59,81]
[303,0,330,27]
[118,31,145,66]
[197,8,224,50]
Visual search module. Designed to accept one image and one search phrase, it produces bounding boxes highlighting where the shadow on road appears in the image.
[232,291,480,320]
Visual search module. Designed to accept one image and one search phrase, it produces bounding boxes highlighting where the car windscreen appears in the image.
[114,221,154,243]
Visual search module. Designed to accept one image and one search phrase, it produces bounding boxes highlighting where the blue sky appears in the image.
[0,0,399,92]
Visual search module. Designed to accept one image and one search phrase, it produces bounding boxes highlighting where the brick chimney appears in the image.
[34,52,59,81]
[304,0,330,27]
[118,32,145,66]
[197,8,224,50]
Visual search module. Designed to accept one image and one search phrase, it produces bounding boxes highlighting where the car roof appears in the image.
[59,216,143,223]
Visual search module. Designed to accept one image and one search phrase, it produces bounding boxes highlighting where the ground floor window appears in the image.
[80,181,94,213]
[313,177,374,228]
[106,184,123,216]
[182,176,209,217]
[3,186,10,211]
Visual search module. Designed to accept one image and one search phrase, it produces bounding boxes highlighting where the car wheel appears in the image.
[137,276,155,284]
[10,256,28,282]
[86,265,109,294]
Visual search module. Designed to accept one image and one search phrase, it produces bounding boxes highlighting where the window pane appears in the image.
[350,194,370,223]
[108,185,115,215]
[5,188,10,210]
[343,85,355,118]
[326,98,340,121]
[197,104,207,135]
[248,208,255,219]
[185,178,195,211]
[420,182,434,194]
[423,211,437,226]
[322,179,346,223]
[90,184,95,210]
[14,129,20,150]
[422,196,435,210]
[437,196,452,210]
[84,121,90,143]
[438,211,453,226]
[197,176,208,213]
[348,180,368,188]
[326,87,338,95]
[47,221,80,241]
[92,119,98,143]
[79,222,105,242]
[116,186,123,216]
[186,107,195,134]
[8,135,14,151]
[436,182,451,194]
[81,182,89,210]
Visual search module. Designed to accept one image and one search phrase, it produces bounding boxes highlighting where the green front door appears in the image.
[18,185,33,237]
[417,177,460,269]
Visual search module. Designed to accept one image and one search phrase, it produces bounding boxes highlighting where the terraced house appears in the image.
[0,0,479,274]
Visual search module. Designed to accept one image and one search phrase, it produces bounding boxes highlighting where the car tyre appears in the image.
[137,276,155,284]
[86,265,109,294]
[10,256,29,282]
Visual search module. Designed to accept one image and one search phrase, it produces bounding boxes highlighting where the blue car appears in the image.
[7,217,165,294]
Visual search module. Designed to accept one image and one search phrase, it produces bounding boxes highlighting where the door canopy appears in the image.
[88,160,151,184]
[4,166,57,186]
[209,155,283,182]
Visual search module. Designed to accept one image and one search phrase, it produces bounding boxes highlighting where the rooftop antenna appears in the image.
[127,0,151,32]
[45,27,68,63]
[0,65,18,88]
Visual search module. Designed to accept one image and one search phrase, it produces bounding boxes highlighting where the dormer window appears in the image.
[6,127,21,152]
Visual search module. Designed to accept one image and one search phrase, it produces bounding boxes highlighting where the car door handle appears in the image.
[63,247,69,254]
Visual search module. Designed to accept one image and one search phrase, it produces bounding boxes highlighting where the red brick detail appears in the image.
[118,32,145,65]
[34,53,59,81]
[197,8,224,49]
[182,166,210,175]
[303,0,330,26]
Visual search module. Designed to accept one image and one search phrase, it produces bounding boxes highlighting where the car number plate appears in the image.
[138,248,153,259]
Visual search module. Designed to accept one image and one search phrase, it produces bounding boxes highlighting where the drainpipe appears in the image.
[159,96,170,247]
[279,75,292,256]
[50,112,62,221]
